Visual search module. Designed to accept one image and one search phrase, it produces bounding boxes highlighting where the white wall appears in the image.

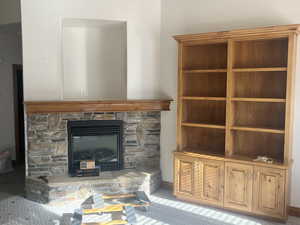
[0,23,22,159]
[62,20,126,100]
[0,0,21,25]
[160,0,300,207]
[21,0,161,101]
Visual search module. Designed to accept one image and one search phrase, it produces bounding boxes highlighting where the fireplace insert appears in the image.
[68,120,123,175]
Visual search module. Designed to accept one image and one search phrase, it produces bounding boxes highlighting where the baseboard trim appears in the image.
[161,181,173,190]
[289,206,300,217]
[161,181,300,217]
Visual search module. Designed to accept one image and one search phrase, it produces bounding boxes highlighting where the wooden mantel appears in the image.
[25,99,172,114]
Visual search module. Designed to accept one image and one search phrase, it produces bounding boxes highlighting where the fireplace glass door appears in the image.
[68,120,123,175]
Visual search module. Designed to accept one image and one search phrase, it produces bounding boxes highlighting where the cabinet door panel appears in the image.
[224,162,253,212]
[253,167,285,218]
[174,155,197,198]
[198,160,224,206]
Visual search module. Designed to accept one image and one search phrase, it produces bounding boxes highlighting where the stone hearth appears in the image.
[26,168,161,204]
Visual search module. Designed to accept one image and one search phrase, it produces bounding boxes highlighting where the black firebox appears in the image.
[67,120,123,176]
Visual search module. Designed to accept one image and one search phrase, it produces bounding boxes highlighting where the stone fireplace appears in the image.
[24,100,171,204]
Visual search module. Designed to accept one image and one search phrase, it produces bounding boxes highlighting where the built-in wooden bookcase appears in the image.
[174,25,299,220]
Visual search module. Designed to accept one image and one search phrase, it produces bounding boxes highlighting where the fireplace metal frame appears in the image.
[67,120,123,175]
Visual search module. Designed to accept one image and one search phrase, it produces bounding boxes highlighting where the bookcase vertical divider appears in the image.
[225,40,234,157]
[177,43,184,151]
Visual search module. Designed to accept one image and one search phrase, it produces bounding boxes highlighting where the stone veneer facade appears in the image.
[26,111,161,177]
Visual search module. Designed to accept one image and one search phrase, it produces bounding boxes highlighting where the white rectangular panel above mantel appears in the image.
[62,19,127,100]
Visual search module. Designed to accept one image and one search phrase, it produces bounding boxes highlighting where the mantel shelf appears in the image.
[25,99,173,114]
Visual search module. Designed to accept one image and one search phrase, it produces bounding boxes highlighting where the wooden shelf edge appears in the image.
[231,126,285,134]
[181,122,226,129]
[175,150,225,161]
[25,99,173,114]
[183,69,227,73]
[174,151,290,169]
[182,96,226,101]
[231,98,286,103]
[232,67,287,72]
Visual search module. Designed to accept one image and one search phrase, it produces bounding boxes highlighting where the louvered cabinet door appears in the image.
[224,162,253,212]
[174,155,197,198]
[197,159,224,207]
[253,166,286,218]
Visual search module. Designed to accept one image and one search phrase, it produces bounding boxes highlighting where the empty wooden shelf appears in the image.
[174,24,299,221]
[182,72,227,97]
[182,42,227,70]
[232,38,288,69]
[182,100,226,125]
[181,126,226,156]
[231,101,286,130]
[232,71,287,99]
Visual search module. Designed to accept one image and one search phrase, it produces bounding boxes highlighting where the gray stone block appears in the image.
[25,111,161,179]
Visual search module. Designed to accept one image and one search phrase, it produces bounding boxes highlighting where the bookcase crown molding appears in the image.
[174,24,300,42]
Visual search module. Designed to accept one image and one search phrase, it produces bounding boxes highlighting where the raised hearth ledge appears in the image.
[26,168,162,204]
[25,99,172,114]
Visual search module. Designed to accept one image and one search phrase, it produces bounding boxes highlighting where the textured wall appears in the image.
[26,111,161,177]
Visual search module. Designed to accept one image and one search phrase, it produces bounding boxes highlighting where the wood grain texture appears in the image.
[181,127,225,156]
[232,38,288,68]
[232,71,287,99]
[182,42,227,70]
[231,130,284,162]
[182,72,227,98]
[225,40,234,157]
[197,159,224,207]
[171,178,300,217]
[174,155,198,198]
[232,101,286,130]
[176,43,184,151]
[25,99,172,114]
[182,100,226,125]
[174,151,289,169]
[253,167,286,219]
[224,162,253,212]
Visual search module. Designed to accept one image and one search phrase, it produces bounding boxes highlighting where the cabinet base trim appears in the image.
[289,206,300,217]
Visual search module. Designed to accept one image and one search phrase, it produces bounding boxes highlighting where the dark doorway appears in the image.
[13,64,25,165]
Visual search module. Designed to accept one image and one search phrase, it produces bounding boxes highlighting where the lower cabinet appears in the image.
[174,155,224,206]
[174,153,287,220]
[253,166,286,218]
[174,155,197,198]
[197,159,224,207]
[224,162,253,212]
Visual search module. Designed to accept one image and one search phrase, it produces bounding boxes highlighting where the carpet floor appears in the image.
[0,168,300,225]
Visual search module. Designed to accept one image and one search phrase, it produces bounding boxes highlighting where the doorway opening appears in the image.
[13,64,25,166]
